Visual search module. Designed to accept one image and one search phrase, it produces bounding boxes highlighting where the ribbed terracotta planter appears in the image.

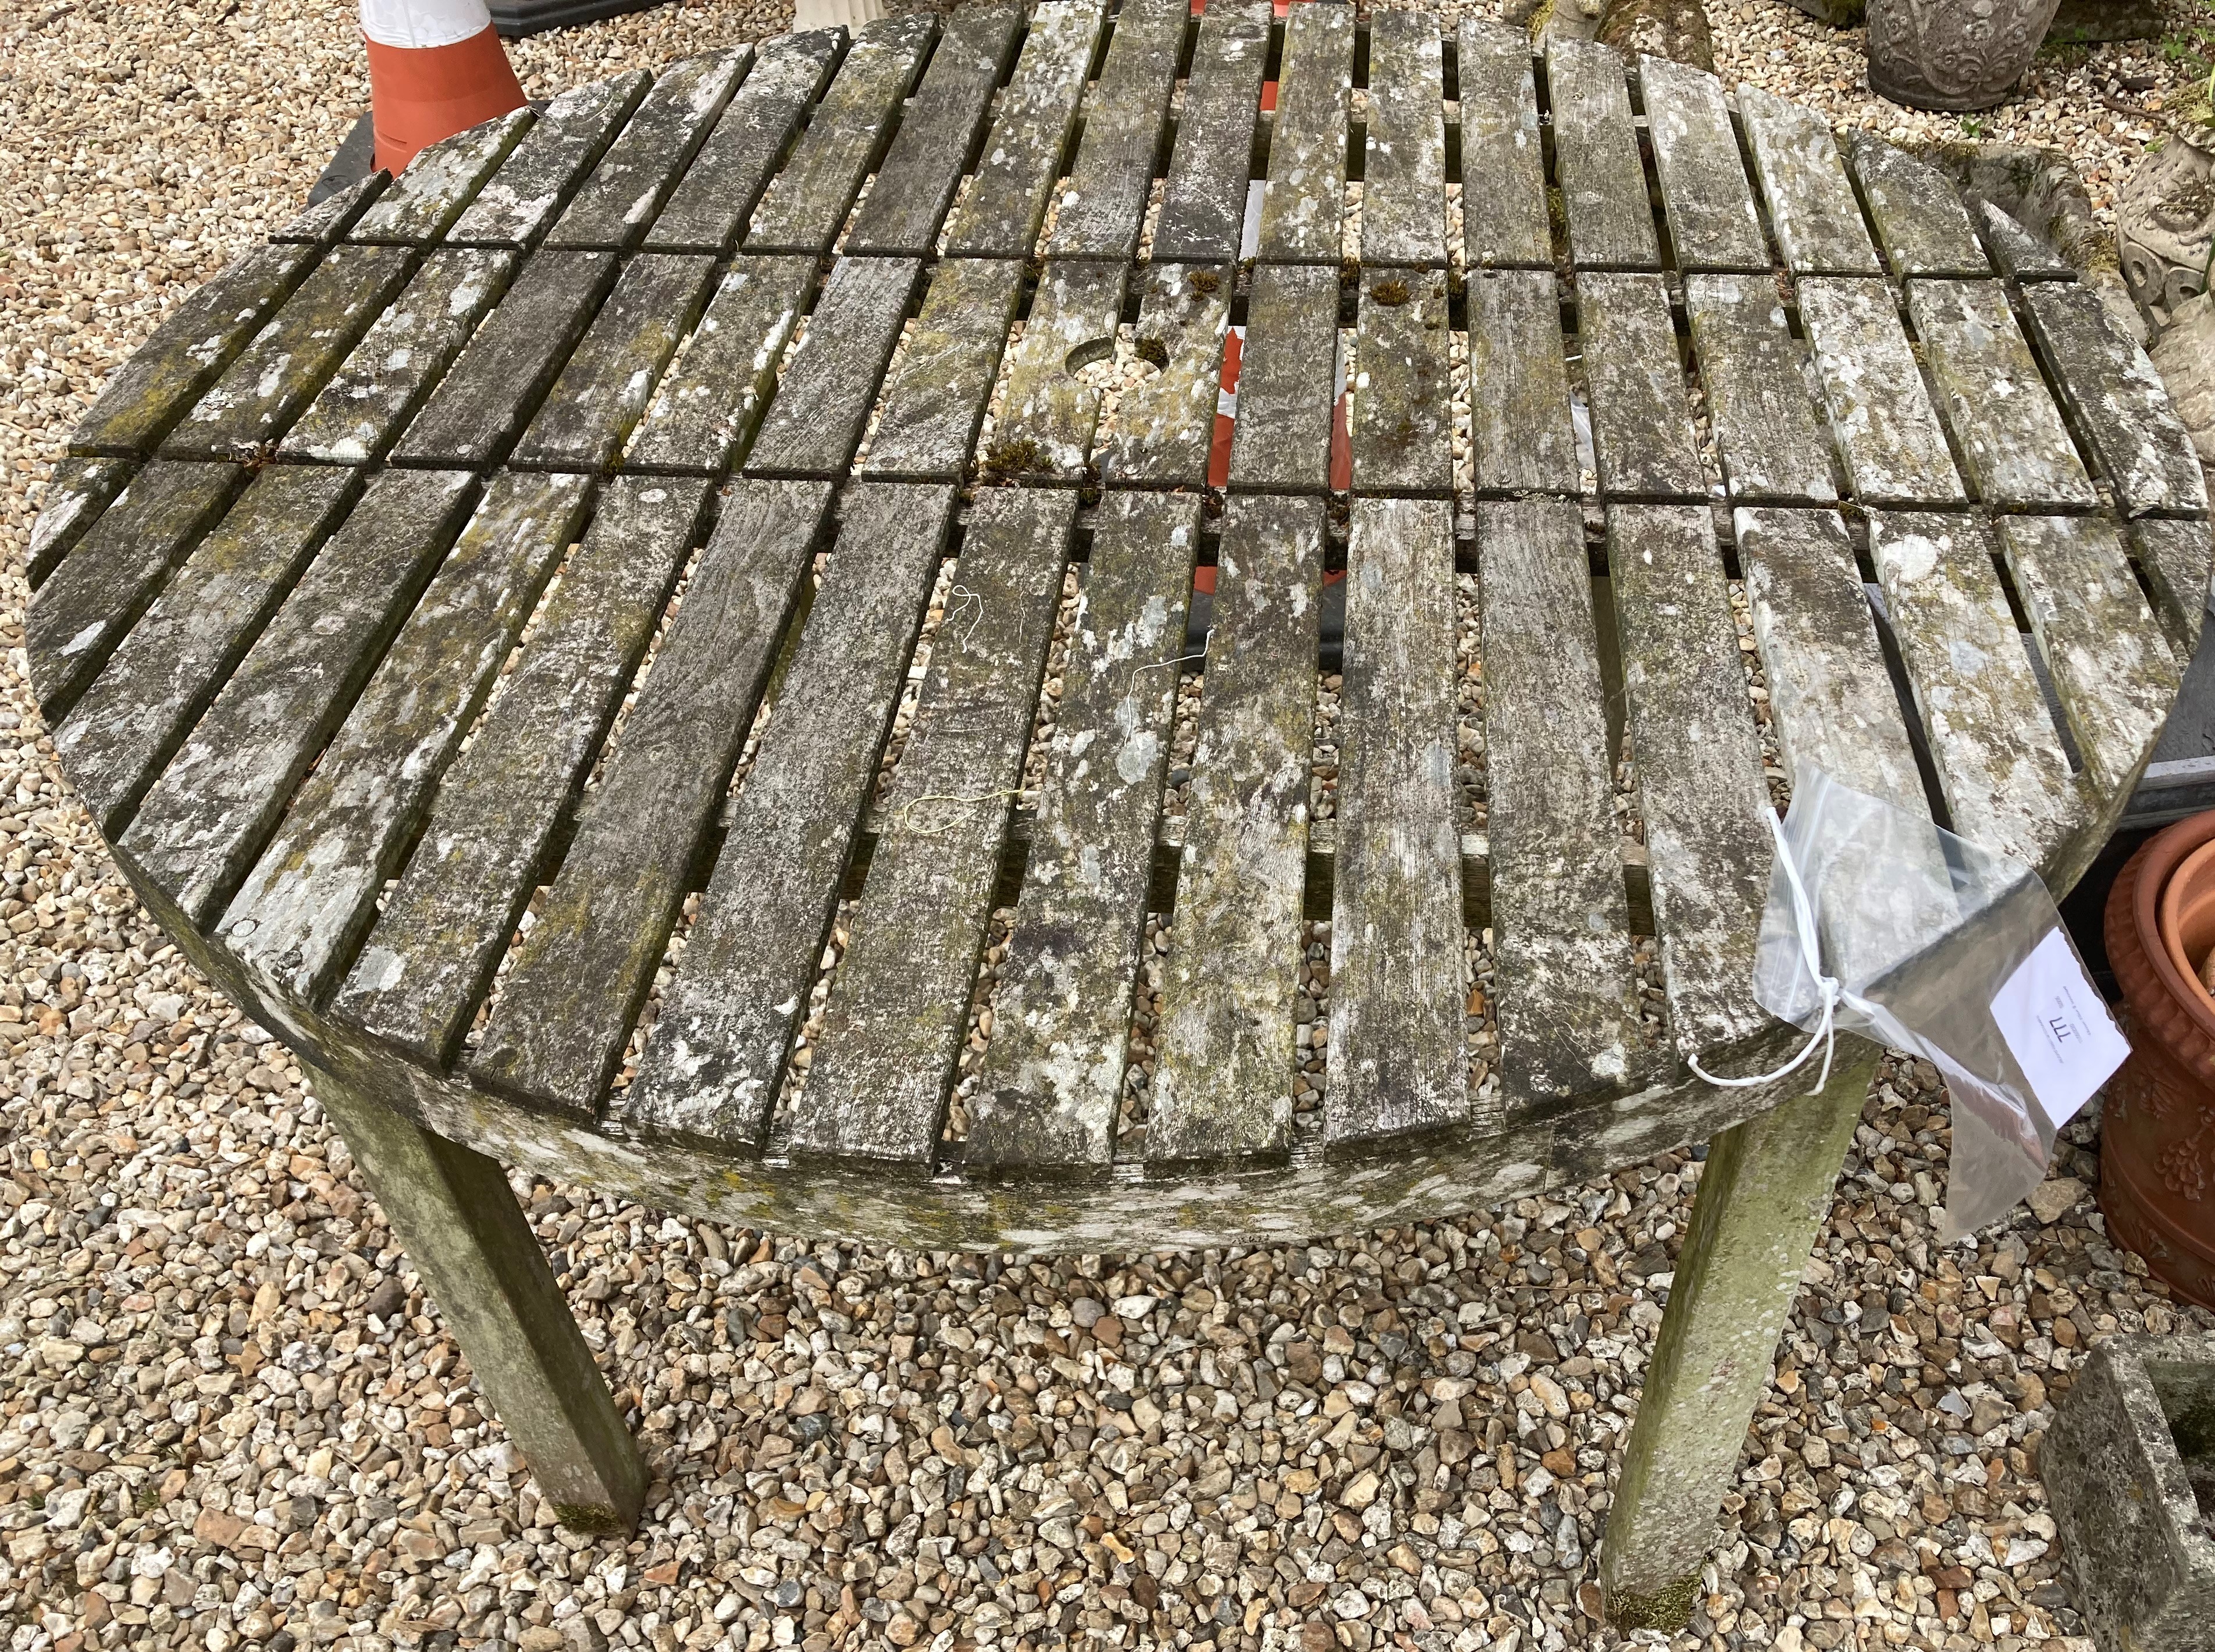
[2104,813,2215,1310]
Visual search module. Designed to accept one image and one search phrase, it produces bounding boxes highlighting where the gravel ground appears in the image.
[3,3,2214,1652]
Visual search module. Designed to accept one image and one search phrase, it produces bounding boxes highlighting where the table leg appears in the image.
[1598,1040,1879,1628]
[305,1060,648,1532]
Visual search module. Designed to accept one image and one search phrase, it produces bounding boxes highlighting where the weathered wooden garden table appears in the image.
[26,0,2210,1623]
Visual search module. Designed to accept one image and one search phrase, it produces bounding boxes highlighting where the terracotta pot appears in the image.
[2104,813,2215,1309]
[1866,0,2063,112]
[2160,838,2215,990]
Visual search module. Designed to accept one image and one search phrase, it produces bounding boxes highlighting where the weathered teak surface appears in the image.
[32,13,2207,1253]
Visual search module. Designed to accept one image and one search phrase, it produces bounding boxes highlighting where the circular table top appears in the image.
[26,4,2210,1251]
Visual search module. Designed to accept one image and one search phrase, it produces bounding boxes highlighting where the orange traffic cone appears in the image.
[362,0,528,175]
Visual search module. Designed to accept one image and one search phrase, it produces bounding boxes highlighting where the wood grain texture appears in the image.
[1043,0,1187,260]
[1326,497,1468,1148]
[942,0,1107,258]
[786,487,1076,1166]
[25,457,132,590]
[2134,518,2214,658]
[450,73,653,250]
[1352,268,1452,495]
[1227,263,1340,492]
[1151,0,1271,265]
[1360,9,1449,269]
[744,15,936,255]
[115,469,481,932]
[1906,278,2095,510]
[1546,38,1660,272]
[469,480,835,1120]
[510,252,717,473]
[27,460,244,720]
[619,483,957,1151]
[745,256,920,478]
[1639,56,1766,273]
[389,250,622,469]
[968,491,1198,1170]
[845,4,1023,258]
[1457,19,1551,270]
[1255,3,1355,264]
[2020,280,2210,518]
[859,258,1025,480]
[991,259,1125,480]
[1607,503,1774,1058]
[1576,271,1704,501]
[1797,276,1964,507]
[350,109,532,245]
[545,49,752,251]
[1149,494,1323,1165]
[1467,270,1579,495]
[54,465,358,835]
[1737,83,1881,276]
[334,477,712,1068]
[646,31,843,255]
[1844,133,1988,277]
[1477,498,1639,1102]
[273,172,387,246]
[625,255,813,475]
[1867,510,2077,867]
[280,247,517,465]
[1096,264,1232,489]
[1683,273,1837,504]
[220,473,594,1006]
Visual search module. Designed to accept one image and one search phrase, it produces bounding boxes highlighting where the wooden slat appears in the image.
[1607,503,1774,1057]
[1907,279,2096,510]
[1044,0,1186,260]
[1227,263,1340,492]
[1737,83,1881,276]
[27,461,244,720]
[1467,270,1579,494]
[1255,2,1355,264]
[1683,272,1838,503]
[219,473,595,1005]
[1326,497,1467,1148]
[1096,262,1232,489]
[846,4,1023,258]
[544,49,753,252]
[619,482,957,1149]
[991,260,1125,480]
[1477,498,1638,1101]
[1974,198,2074,282]
[333,476,712,1067]
[509,252,717,473]
[67,242,315,458]
[273,173,387,246]
[2021,280,2210,517]
[1639,56,1766,273]
[745,15,936,255]
[1149,494,1323,1165]
[450,73,654,250]
[1352,268,1452,495]
[1545,38,1659,272]
[114,469,480,931]
[280,247,517,465]
[1361,9,1448,269]
[646,32,843,255]
[859,258,1025,480]
[2135,518,2214,659]
[1576,271,1704,501]
[625,255,814,475]
[942,0,1107,259]
[26,457,132,590]
[1797,276,1963,507]
[744,255,920,477]
[1151,0,1271,265]
[389,250,621,469]
[1735,506,1924,809]
[1844,133,1988,277]
[469,479,836,1118]
[1997,514,2179,797]
[1867,510,2077,866]
[786,488,1076,1165]
[54,465,357,835]
[1457,19,1551,270]
[967,490,1199,1170]
[349,109,532,245]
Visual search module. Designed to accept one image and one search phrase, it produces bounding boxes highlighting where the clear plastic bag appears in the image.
[1733,768,2128,1240]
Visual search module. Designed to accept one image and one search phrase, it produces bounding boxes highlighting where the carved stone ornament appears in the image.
[2120,130,2215,327]
[1865,0,2064,113]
